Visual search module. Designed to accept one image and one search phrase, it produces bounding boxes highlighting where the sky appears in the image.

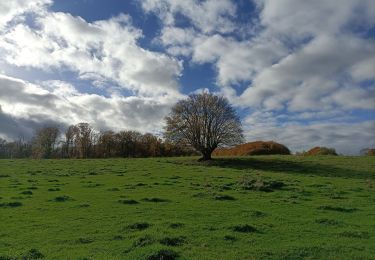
[0,0,374,155]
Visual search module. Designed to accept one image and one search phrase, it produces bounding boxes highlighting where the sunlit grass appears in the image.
[0,156,374,259]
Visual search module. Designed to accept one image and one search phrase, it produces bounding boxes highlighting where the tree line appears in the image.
[1,93,244,160]
[0,123,197,159]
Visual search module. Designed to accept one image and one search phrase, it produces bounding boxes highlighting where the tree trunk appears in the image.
[199,150,212,161]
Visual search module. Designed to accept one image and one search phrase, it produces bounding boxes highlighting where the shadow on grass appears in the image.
[176,157,374,179]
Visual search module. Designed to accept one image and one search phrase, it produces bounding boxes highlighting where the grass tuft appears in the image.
[250,211,267,217]
[169,223,184,229]
[76,238,94,244]
[118,199,139,205]
[47,188,60,191]
[214,194,236,200]
[0,202,23,208]
[77,204,90,208]
[107,188,120,191]
[141,198,170,203]
[133,235,154,247]
[315,218,340,225]
[317,206,358,213]
[20,191,33,195]
[159,236,185,246]
[147,249,179,260]
[224,235,236,242]
[22,248,44,259]
[233,224,258,233]
[54,196,72,202]
[127,222,150,231]
[112,235,124,241]
[238,175,285,192]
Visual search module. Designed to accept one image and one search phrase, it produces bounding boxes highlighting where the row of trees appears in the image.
[0,123,197,159]
[1,93,245,160]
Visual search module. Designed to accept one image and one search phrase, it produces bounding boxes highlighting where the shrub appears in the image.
[305,147,337,156]
[360,148,375,156]
[213,141,290,156]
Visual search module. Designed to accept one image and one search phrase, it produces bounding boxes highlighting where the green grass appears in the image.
[0,156,374,259]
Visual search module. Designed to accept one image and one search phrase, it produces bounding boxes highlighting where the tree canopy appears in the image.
[164,92,244,160]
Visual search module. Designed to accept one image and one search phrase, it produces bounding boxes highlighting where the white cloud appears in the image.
[0,74,178,139]
[0,9,183,97]
[150,0,375,113]
[237,0,375,112]
[256,0,375,38]
[239,34,375,111]
[140,0,236,34]
[0,0,51,30]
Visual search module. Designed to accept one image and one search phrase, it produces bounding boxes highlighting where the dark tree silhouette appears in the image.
[164,92,244,161]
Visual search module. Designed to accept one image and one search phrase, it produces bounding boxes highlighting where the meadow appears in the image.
[0,156,374,259]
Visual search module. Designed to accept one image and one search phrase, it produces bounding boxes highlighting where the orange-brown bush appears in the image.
[360,148,375,156]
[305,147,337,156]
[213,141,291,156]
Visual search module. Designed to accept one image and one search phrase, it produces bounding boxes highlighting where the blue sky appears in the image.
[0,0,374,154]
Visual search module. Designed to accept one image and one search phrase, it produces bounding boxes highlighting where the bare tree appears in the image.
[63,125,78,158]
[0,138,6,158]
[32,127,59,158]
[75,123,94,158]
[140,133,162,157]
[164,92,244,161]
[0,122,202,159]
[115,131,142,157]
[97,130,115,158]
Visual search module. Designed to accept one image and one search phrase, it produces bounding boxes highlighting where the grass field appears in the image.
[1,156,375,259]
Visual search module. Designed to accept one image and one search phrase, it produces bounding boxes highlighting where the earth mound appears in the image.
[305,147,337,156]
[213,141,291,156]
